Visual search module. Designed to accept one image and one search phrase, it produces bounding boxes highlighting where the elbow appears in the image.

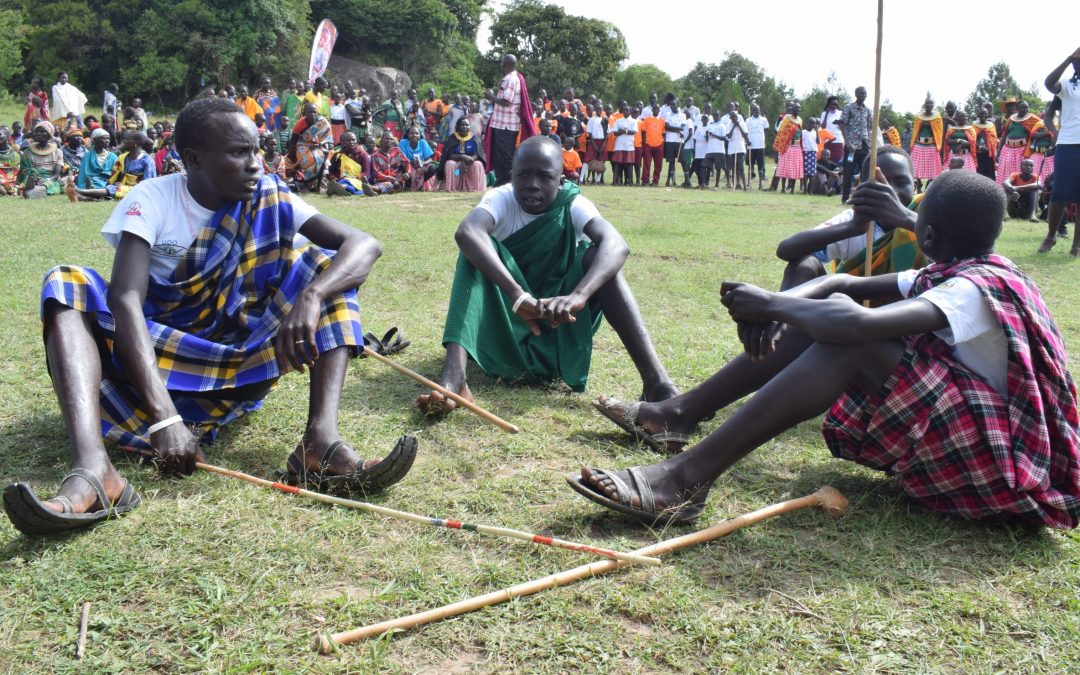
[775,239,798,261]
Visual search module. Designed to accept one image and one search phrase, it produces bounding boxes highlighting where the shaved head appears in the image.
[513,135,562,173]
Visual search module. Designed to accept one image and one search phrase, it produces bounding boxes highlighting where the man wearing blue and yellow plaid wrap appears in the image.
[3,98,416,537]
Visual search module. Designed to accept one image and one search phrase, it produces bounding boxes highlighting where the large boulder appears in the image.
[326,55,412,102]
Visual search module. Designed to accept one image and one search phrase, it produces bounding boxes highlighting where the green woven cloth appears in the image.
[442,182,603,391]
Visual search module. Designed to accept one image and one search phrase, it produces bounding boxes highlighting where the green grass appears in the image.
[1,185,1078,673]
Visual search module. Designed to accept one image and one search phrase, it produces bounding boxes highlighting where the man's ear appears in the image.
[182,147,199,170]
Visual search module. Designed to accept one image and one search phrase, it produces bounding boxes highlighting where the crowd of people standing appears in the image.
[3,54,1079,253]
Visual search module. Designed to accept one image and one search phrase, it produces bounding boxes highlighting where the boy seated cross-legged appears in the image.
[417,136,678,416]
[570,170,1080,529]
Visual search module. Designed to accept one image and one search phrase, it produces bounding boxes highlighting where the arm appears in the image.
[108,233,202,475]
[775,218,865,261]
[1045,47,1080,94]
[540,216,629,326]
[455,207,544,335]
[720,278,945,346]
[278,215,382,372]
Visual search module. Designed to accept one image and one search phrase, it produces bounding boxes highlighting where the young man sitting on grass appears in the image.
[3,98,416,537]
[776,145,925,291]
[417,136,678,415]
[570,170,1080,529]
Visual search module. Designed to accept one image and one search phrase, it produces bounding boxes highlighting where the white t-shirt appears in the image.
[705,121,726,154]
[329,103,346,121]
[1057,74,1080,145]
[726,118,748,154]
[586,116,606,141]
[813,209,885,263]
[819,109,845,145]
[477,184,602,244]
[802,128,819,153]
[746,115,769,150]
[613,117,637,152]
[693,126,709,159]
[897,270,1008,396]
[664,113,686,143]
[101,174,318,280]
[685,106,701,122]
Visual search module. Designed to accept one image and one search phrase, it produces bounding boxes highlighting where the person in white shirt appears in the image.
[610,103,638,186]
[574,170,1079,530]
[691,115,710,188]
[584,105,608,184]
[418,136,678,417]
[723,109,750,190]
[819,95,845,166]
[103,83,120,118]
[801,117,821,193]
[684,97,700,123]
[746,103,770,189]
[704,111,727,189]
[662,100,687,186]
[52,72,88,126]
[4,98,413,537]
[1040,47,1080,254]
[680,110,697,187]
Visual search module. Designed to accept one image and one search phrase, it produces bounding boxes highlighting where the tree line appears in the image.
[0,0,1041,120]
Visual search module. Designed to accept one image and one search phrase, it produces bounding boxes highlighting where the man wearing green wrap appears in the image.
[417,136,677,415]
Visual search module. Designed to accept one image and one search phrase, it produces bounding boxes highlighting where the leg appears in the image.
[582,338,906,510]
[780,255,826,291]
[584,249,674,401]
[416,342,474,415]
[292,346,381,473]
[39,302,127,513]
[1041,201,1069,252]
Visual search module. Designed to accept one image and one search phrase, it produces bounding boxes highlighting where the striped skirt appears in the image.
[1031,153,1054,181]
[911,144,942,180]
[776,146,805,179]
[997,145,1025,185]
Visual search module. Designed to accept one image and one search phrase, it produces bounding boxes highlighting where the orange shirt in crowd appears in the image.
[641,116,666,147]
[606,112,623,153]
[563,148,583,174]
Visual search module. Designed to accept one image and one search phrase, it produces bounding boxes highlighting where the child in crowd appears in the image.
[801,117,820,194]
[1004,159,1043,222]
[561,135,582,183]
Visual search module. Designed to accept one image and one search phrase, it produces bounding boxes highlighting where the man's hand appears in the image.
[720,281,777,324]
[846,167,913,231]
[735,320,786,360]
[539,293,587,327]
[274,289,322,374]
[152,423,204,476]
[513,293,544,336]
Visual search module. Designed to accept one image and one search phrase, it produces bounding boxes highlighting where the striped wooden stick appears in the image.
[136,451,657,566]
[318,487,849,652]
[863,0,885,307]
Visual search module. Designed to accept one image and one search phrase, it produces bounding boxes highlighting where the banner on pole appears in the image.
[308,19,338,83]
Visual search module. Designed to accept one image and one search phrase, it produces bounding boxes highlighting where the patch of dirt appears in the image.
[309,585,374,603]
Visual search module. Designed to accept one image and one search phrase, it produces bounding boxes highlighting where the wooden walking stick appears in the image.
[363,346,520,434]
[317,486,848,653]
[863,0,885,307]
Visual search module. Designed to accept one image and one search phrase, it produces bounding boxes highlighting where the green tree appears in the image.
[486,0,627,99]
[677,54,791,120]
[963,62,1043,116]
[613,64,674,106]
[312,0,485,84]
[20,0,310,104]
[0,8,27,92]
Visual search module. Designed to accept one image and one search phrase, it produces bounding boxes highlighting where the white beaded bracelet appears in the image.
[147,415,184,435]
[511,293,535,313]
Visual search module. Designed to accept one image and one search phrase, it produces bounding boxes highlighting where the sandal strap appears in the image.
[593,469,633,508]
[61,469,111,514]
[318,440,348,474]
[627,467,656,514]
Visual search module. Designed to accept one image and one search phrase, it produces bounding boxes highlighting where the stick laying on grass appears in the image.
[318,486,849,652]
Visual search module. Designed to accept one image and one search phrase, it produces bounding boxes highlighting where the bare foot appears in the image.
[42,462,128,514]
[417,382,474,416]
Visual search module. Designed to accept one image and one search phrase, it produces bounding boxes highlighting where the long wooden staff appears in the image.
[318,486,848,652]
[363,346,520,434]
[863,0,885,307]
[192,462,659,566]
[119,445,659,566]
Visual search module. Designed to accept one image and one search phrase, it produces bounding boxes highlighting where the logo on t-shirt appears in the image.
[153,239,187,258]
[126,201,142,217]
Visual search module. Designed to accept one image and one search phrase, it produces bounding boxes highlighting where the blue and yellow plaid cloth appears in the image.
[41,175,364,449]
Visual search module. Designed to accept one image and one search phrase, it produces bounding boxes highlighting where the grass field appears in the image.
[1,182,1078,673]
